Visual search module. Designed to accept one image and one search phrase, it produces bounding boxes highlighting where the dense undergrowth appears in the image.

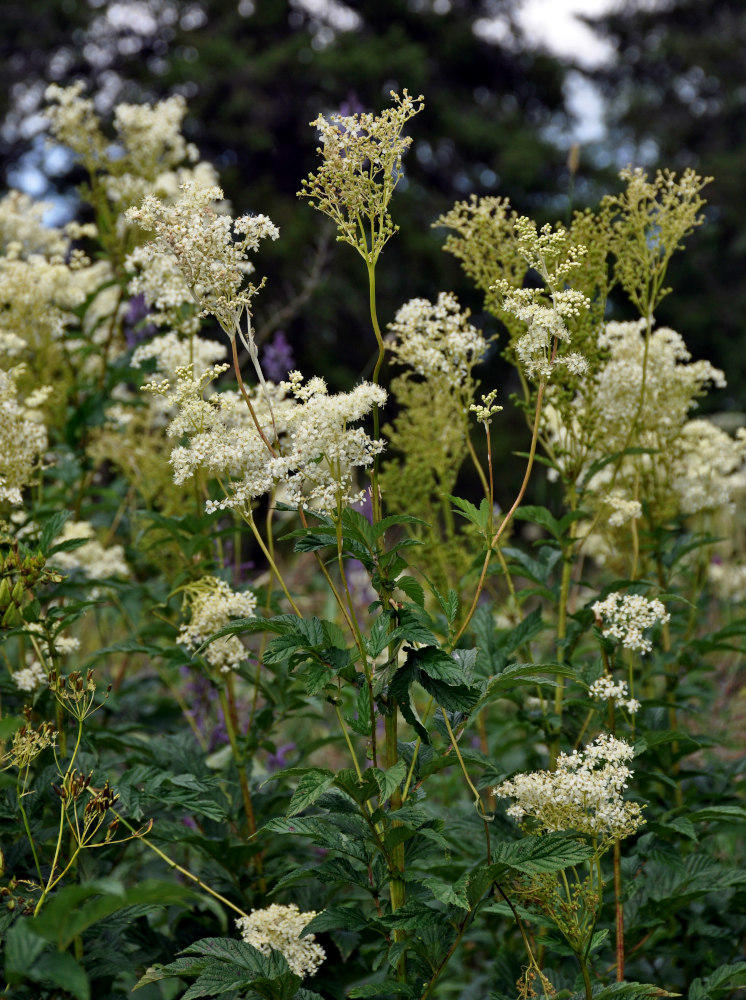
[0,85,745,1000]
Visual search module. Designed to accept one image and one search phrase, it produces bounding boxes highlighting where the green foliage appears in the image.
[0,77,744,1000]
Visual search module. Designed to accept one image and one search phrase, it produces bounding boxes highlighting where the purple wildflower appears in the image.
[261,330,295,382]
[124,293,157,348]
[266,742,296,772]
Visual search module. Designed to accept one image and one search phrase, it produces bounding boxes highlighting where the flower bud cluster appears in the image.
[592,592,669,654]
[494,733,645,842]
[235,903,326,979]
[2,715,57,770]
[299,90,424,264]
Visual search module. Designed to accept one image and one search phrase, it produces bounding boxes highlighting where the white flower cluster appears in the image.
[126,247,201,336]
[495,217,590,381]
[495,733,645,842]
[0,368,49,506]
[133,332,227,382]
[595,321,725,447]
[126,182,279,336]
[669,419,746,516]
[51,521,129,584]
[708,561,746,603]
[592,592,670,654]
[46,83,218,212]
[0,190,73,259]
[540,319,745,546]
[588,673,641,714]
[12,624,81,693]
[235,903,325,979]
[386,292,488,389]
[13,658,47,693]
[106,95,200,207]
[605,491,643,528]
[157,364,386,515]
[178,576,257,673]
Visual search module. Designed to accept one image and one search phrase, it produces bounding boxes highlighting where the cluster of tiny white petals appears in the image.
[23,622,81,659]
[386,292,488,388]
[177,576,257,673]
[592,592,670,653]
[162,365,386,515]
[235,904,325,979]
[0,190,72,259]
[0,368,50,506]
[495,733,644,841]
[594,321,726,447]
[13,658,47,693]
[669,420,746,515]
[588,673,641,714]
[605,491,643,528]
[112,95,197,174]
[708,561,746,603]
[125,246,200,335]
[126,182,279,334]
[132,332,227,381]
[545,319,744,530]
[44,82,105,166]
[493,218,590,381]
[51,521,129,583]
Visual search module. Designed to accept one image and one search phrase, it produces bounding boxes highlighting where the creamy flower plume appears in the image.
[387,292,488,389]
[235,903,325,979]
[51,521,129,584]
[495,733,645,843]
[126,182,279,338]
[299,90,424,264]
[152,364,386,515]
[178,576,257,673]
[0,368,50,506]
[494,217,590,381]
[592,592,669,654]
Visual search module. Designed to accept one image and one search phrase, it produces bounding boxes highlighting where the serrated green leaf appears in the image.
[31,952,90,1000]
[39,510,71,552]
[513,505,562,538]
[422,874,470,909]
[689,961,746,1000]
[406,645,463,685]
[287,769,335,817]
[688,805,746,824]
[492,834,593,876]
[301,906,368,934]
[371,760,407,803]
[446,494,491,533]
[3,919,47,980]
[395,575,425,607]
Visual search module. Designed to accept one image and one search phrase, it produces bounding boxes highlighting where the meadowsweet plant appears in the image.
[0,85,744,1000]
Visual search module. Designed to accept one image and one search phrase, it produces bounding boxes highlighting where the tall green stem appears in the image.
[550,550,575,767]
[366,261,385,524]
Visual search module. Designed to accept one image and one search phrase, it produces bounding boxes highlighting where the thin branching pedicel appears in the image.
[298,90,424,266]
